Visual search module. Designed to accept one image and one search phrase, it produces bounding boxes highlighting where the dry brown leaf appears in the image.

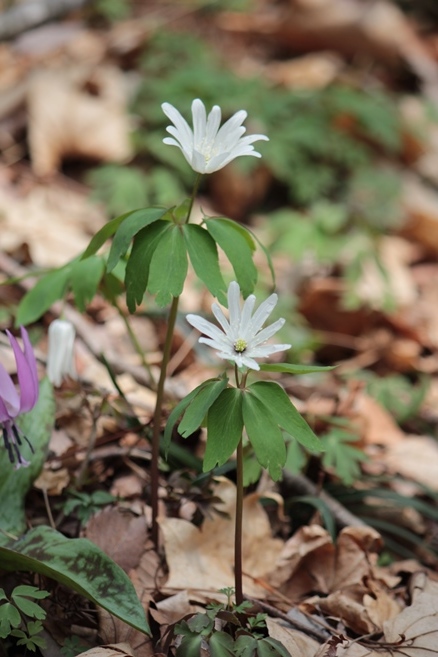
[265,618,320,657]
[33,467,70,495]
[266,52,343,89]
[0,178,105,267]
[269,525,334,598]
[384,435,438,491]
[331,575,438,655]
[402,175,438,255]
[351,392,405,447]
[318,586,377,635]
[28,67,132,176]
[78,645,134,657]
[84,507,147,572]
[159,478,283,597]
[363,580,401,629]
[150,591,195,642]
[97,608,154,657]
[332,527,383,591]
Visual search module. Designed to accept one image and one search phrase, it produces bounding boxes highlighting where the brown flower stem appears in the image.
[150,294,180,549]
[233,363,247,605]
[234,436,244,606]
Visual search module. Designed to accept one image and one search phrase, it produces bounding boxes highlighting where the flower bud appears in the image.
[47,319,77,387]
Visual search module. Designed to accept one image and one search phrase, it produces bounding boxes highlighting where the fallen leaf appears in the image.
[159,478,284,597]
[79,644,134,657]
[28,68,132,176]
[265,618,320,657]
[384,435,438,490]
[84,506,148,572]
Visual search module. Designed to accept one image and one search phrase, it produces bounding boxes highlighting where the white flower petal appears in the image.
[211,302,231,334]
[162,102,193,149]
[249,318,286,347]
[186,314,225,342]
[247,293,278,336]
[205,105,222,145]
[162,100,268,174]
[227,282,242,334]
[192,99,207,150]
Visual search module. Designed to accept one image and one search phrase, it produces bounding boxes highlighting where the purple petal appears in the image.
[7,328,38,414]
[0,361,20,419]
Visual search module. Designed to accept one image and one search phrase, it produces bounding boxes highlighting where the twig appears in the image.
[0,0,92,41]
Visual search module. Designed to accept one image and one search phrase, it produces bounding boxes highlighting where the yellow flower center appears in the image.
[234,338,247,353]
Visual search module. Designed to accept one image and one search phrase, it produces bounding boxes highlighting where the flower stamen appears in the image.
[234,338,247,353]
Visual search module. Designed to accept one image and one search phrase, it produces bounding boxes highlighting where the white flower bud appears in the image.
[47,319,77,387]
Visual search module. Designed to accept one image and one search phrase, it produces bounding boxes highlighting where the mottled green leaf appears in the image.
[0,379,55,540]
[0,526,150,635]
[204,388,243,471]
[148,224,188,306]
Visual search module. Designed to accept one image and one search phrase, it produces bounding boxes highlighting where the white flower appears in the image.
[186,281,291,371]
[161,98,269,174]
[47,319,77,387]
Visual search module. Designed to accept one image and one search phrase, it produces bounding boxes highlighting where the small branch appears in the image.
[0,0,92,41]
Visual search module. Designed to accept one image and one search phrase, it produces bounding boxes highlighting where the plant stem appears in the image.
[115,298,156,389]
[235,436,244,606]
[150,294,180,548]
[233,362,246,605]
[150,174,202,550]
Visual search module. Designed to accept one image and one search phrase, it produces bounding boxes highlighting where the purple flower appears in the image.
[0,327,39,468]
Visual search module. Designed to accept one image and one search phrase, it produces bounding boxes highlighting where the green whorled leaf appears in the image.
[107,207,169,272]
[204,388,243,472]
[69,255,105,312]
[259,363,335,375]
[234,635,258,657]
[247,381,323,453]
[81,213,127,259]
[204,218,257,298]
[15,267,71,326]
[148,224,188,307]
[0,378,55,541]
[0,526,150,635]
[125,220,169,312]
[11,592,46,620]
[209,630,235,657]
[178,377,229,438]
[242,391,286,481]
[163,380,215,456]
[182,224,227,303]
[176,633,203,657]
